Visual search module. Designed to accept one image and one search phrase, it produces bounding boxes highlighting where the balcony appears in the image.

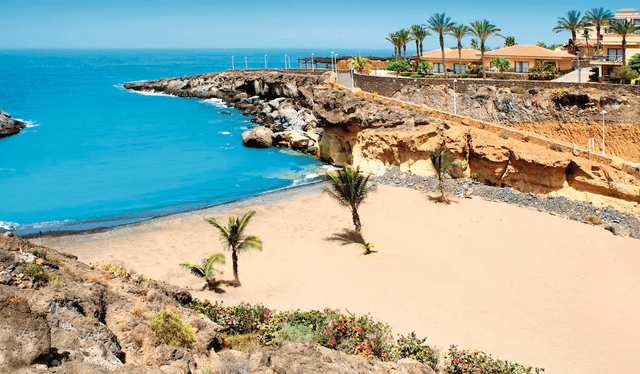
[590,55,624,65]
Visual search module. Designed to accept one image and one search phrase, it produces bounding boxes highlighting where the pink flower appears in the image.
[329,339,337,345]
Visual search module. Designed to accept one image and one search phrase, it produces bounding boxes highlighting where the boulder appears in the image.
[289,132,310,150]
[0,111,25,138]
[242,127,273,148]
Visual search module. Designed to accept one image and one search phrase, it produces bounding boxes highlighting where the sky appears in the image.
[0,0,637,53]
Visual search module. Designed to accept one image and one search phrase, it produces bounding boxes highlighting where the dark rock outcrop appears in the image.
[0,110,25,138]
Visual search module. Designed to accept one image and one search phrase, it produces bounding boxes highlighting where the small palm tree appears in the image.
[324,165,375,254]
[584,8,613,56]
[609,19,639,66]
[492,57,511,73]
[205,211,263,286]
[553,10,585,54]
[430,146,455,202]
[504,36,516,47]
[180,253,226,290]
[409,24,430,64]
[470,20,502,78]
[582,29,591,57]
[426,13,455,77]
[348,55,372,73]
[449,24,472,74]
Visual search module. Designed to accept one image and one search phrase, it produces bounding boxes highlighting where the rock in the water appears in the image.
[242,126,273,148]
[0,110,25,138]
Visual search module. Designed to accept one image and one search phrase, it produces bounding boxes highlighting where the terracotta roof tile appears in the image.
[482,45,576,59]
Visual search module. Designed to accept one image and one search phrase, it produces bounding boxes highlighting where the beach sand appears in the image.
[34,184,640,374]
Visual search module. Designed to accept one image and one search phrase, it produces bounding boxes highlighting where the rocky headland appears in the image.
[0,232,440,373]
[0,110,25,138]
[125,70,640,219]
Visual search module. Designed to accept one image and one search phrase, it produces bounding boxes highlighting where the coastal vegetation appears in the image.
[347,55,372,73]
[491,57,511,73]
[552,10,584,54]
[584,8,614,55]
[180,253,226,290]
[449,24,472,74]
[426,13,456,78]
[430,146,456,202]
[188,299,544,373]
[205,211,262,287]
[149,309,196,348]
[323,165,375,255]
[409,24,430,63]
[470,20,502,79]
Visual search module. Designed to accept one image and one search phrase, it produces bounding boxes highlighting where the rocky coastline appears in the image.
[0,110,25,138]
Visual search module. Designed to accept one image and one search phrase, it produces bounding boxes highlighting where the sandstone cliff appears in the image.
[124,71,640,208]
[0,110,25,139]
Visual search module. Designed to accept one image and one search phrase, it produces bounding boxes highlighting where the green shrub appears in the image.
[491,57,511,73]
[444,345,543,374]
[418,61,434,74]
[385,59,411,74]
[284,309,326,332]
[498,132,509,139]
[459,74,478,78]
[627,166,636,175]
[629,53,640,73]
[410,74,423,78]
[22,261,58,286]
[527,62,557,80]
[510,86,525,94]
[424,74,441,78]
[584,215,603,225]
[395,332,439,371]
[609,66,639,84]
[149,309,196,348]
[400,71,412,77]
[276,323,316,344]
[467,64,484,75]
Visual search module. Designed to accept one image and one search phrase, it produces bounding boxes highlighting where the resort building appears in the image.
[480,45,576,73]
[413,45,575,74]
[581,8,640,78]
[411,48,481,74]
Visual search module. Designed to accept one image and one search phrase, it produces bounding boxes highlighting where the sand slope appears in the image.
[36,185,640,374]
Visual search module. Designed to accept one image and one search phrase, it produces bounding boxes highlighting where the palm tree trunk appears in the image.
[416,40,420,63]
[458,44,462,75]
[596,26,601,55]
[232,248,240,286]
[622,37,627,65]
[440,34,447,78]
[403,45,407,60]
[571,31,577,54]
[481,43,486,79]
[351,208,370,254]
[420,41,423,57]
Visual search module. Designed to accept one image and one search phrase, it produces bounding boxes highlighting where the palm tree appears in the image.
[504,36,516,47]
[582,29,591,57]
[491,57,510,73]
[324,165,375,255]
[348,55,372,73]
[396,29,411,60]
[430,146,455,202]
[553,10,585,54]
[470,39,478,50]
[180,253,226,290]
[205,211,263,286]
[426,13,455,77]
[409,24,430,64]
[584,8,613,56]
[449,24,471,74]
[386,32,400,59]
[470,20,502,79]
[608,20,639,65]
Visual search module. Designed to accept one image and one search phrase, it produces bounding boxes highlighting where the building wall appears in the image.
[483,58,573,73]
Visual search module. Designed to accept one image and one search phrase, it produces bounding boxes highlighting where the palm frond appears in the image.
[239,235,263,252]
[179,263,206,278]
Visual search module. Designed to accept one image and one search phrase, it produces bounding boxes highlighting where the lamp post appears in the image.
[284,54,288,70]
[245,56,248,70]
[232,56,235,70]
[311,53,314,71]
[331,51,335,72]
[453,79,458,115]
[577,53,581,84]
[265,54,268,69]
[601,109,607,156]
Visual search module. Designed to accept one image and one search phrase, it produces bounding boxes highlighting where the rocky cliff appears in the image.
[0,232,437,374]
[0,110,25,138]
[124,71,640,208]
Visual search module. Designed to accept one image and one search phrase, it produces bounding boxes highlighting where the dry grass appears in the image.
[585,215,603,225]
[133,301,146,318]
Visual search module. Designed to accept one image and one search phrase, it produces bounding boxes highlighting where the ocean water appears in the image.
[0,48,384,234]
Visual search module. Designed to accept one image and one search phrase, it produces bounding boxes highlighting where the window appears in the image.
[514,61,529,73]
[607,48,623,61]
[433,63,444,73]
[454,64,466,74]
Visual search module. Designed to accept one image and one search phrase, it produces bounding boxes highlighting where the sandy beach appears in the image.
[34,184,640,374]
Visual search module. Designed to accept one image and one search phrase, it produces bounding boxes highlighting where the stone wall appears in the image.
[354,74,640,96]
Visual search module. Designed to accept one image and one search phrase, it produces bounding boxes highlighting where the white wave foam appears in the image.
[0,221,19,230]
[201,98,227,108]
[131,90,176,97]
[320,165,342,172]
[218,131,231,135]
[24,121,41,128]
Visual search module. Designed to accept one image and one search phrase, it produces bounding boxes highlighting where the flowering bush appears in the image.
[395,332,440,370]
[444,345,544,374]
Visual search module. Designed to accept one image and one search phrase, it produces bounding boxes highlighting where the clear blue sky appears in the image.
[1,1,637,52]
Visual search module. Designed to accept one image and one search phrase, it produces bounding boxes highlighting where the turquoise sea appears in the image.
[0,49,385,234]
